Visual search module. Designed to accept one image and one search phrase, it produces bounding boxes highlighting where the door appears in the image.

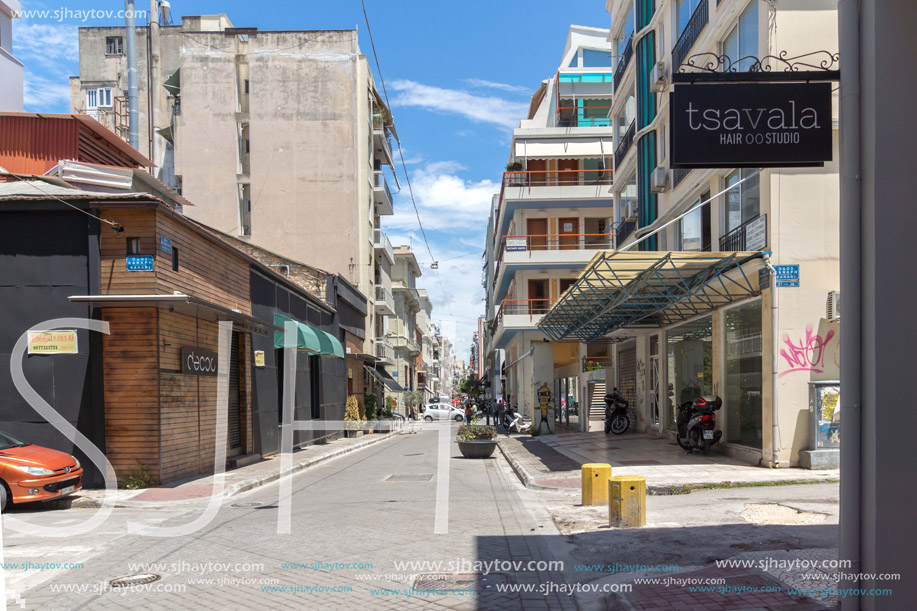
[617,344,637,429]
[527,159,547,185]
[526,218,548,251]
[228,331,243,453]
[558,218,580,250]
[528,279,549,315]
[557,158,578,184]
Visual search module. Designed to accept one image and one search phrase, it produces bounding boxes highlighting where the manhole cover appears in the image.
[109,573,162,588]
[413,572,509,590]
[385,474,433,482]
[230,502,263,507]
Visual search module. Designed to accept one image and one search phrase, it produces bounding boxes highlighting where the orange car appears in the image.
[0,430,83,511]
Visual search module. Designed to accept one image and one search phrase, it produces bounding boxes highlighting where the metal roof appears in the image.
[538,250,764,342]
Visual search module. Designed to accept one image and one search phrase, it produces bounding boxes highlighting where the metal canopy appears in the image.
[538,251,763,342]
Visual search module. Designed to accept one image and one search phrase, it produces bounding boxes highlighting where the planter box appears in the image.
[457,439,498,459]
[345,430,363,439]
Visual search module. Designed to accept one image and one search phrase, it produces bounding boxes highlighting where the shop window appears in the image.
[666,315,713,431]
[724,300,763,449]
[126,237,141,255]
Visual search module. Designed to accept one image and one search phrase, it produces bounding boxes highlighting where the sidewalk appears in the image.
[498,429,838,494]
[71,429,400,509]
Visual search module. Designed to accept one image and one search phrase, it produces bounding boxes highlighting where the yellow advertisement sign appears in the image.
[254,350,265,367]
[28,331,78,354]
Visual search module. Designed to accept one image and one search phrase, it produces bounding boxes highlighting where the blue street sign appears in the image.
[160,235,172,254]
[774,264,800,287]
[126,255,155,272]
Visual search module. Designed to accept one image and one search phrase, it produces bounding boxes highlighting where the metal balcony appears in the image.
[372,113,395,167]
[375,337,395,363]
[613,34,634,93]
[672,0,709,72]
[719,214,767,251]
[374,284,395,316]
[374,228,394,264]
[373,171,394,216]
[614,120,636,169]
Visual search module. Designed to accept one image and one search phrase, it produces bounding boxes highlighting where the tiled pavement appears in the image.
[499,429,838,493]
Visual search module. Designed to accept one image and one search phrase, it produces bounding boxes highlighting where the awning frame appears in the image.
[538,251,763,342]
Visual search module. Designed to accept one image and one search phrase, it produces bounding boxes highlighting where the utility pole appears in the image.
[148,0,160,172]
[838,1,917,609]
[124,0,139,150]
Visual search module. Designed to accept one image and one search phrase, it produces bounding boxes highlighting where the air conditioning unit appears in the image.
[826,290,840,321]
[650,61,667,92]
[651,165,668,192]
[623,201,637,220]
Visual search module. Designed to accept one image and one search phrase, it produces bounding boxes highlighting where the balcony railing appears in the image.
[613,34,634,93]
[374,228,394,262]
[493,233,615,289]
[372,113,395,164]
[375,284,395,314]
[615,219,637,246]
[583,355,613,372]
[614,120,636,169]
[672,0,709,72]
[375,337,395,362]
[555,105,612,128]
[374,171,393,202]
[719,214,766,251]
[495,299,555,328]
[673,167,692,187]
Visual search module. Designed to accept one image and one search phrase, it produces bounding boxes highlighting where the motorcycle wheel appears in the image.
[676,434,691,450]
[701,439,712,456]
[604,420,611,434]
[611,414,629,435]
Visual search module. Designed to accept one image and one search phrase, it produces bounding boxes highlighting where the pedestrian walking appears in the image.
[485,400,492,426]
[464,403,472,424]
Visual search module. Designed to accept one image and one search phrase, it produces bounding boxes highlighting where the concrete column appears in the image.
[839,1,917,607]
[531,342,555,434]
[635,335,648,432]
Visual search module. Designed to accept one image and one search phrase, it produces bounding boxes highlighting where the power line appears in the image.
[3,175,122,230]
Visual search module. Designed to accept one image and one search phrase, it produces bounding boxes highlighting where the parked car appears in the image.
[0,430,83,511]
[423,403,465,422]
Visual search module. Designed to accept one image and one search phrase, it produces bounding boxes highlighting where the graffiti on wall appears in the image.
[779,325,836,378]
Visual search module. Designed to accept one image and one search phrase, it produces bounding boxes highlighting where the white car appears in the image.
[423,403,464,422]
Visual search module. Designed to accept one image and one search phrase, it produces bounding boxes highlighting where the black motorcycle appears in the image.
[676,395,723,455]
[604,388,630,435]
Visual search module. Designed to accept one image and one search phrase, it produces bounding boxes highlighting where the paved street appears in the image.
[2,427,576,610]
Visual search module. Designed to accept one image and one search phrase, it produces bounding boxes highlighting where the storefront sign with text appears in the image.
[181,347,219,376]
[671,82,832,168]
[27,330,78,354]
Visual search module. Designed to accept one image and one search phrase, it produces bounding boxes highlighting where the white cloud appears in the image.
[464,78,532,95]
[389,79,528,130]
[23,71,71,108]
[16,23,79,69]
[386,161,499,234]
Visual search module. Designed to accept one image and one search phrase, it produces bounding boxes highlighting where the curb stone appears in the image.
[70,431,399,509]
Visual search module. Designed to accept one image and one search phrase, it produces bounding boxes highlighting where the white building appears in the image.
[0,0,23,111]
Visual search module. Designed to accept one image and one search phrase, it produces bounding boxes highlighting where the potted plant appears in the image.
[345,395,363,438]
[456,418,498,458]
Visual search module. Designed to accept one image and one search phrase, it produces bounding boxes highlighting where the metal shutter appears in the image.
[228,332,242,450]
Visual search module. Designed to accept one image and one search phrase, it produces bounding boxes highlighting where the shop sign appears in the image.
[27,330,78,354]
[254,350,265,367]
[160,236,172,254]
[745,215,767,251]
[505,237,527,252]
[775,265,800,288]
[671,82,832,168]
[126,255,154,272]
[181,347,218,376]
[758,267,770,290]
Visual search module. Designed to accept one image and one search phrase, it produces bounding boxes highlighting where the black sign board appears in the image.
[181,347,218,376]
[671,82,832,168]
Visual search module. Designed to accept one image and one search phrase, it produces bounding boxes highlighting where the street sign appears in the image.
[775,264,800,287]
[671,82,833,168]
[160,235,173,254]
[126,255,154,272]
[758,267,770,289]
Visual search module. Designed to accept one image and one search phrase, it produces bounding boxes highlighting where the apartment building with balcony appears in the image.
[589,0,841,467]
[384,245,423,411]
[0,0,22,111]
[485,25,615,428]
[70,14,401,381]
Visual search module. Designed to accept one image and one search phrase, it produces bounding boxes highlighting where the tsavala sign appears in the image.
[181,346,218,376]
[671,82,832,168]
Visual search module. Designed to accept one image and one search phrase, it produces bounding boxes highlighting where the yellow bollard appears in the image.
[581,463,612,506]
[608,475,646,528]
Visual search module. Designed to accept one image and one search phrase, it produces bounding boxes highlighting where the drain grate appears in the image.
[109,573,162,588]
[414,572,509,591]
[230,502,263,507]
[385,474,433,482]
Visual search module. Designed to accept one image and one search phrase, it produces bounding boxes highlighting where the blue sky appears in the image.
[13,0,612,360]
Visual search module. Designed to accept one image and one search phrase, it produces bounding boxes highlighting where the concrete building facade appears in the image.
[0,0,22,111]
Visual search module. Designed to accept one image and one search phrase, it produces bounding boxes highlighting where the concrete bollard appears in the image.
[608,475,646,528]
[581,463,612,506]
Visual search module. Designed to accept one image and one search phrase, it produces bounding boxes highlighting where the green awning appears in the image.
[163,69,181,96]
[272,313,345,358]
[273,314,320,352]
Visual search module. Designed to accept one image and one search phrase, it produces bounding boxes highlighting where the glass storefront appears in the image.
[666,316,713,431]
[724,300,763,449]
[554,377,580,428]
